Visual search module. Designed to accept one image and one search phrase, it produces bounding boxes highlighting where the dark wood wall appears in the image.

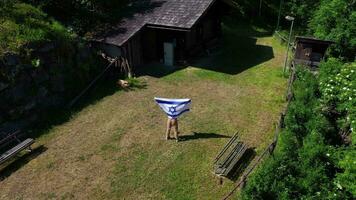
[124,1,221,67]
[122,32,143,67]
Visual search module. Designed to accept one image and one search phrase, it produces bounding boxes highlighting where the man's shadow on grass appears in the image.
[179,132,231,141]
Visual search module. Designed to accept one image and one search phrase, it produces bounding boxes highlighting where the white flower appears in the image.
[336,183,343,190]
[326,153,330,157]
[349,97,353,100]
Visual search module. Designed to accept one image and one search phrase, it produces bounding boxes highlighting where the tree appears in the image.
[309,0,356,60]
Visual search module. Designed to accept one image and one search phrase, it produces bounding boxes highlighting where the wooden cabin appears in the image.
[293,36,334,67]
[92,0,222,71]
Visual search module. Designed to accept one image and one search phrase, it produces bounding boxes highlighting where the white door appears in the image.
[164,42,174,66]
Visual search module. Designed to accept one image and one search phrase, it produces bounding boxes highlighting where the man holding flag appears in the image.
[154,97,191,142]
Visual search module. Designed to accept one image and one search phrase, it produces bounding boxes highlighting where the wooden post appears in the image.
[259,0,263,16]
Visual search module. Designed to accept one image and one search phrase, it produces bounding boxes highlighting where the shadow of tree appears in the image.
[135,19,274,78]
[191,20,274,75]
[29,71,147,139]
[179,132,231,142]
[0,145,47,180]
[134,63,186,78]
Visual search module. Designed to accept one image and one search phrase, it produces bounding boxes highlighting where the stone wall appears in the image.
[0,41,102,132]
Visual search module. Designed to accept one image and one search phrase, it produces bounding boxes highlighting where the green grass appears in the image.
[0,20,287,199]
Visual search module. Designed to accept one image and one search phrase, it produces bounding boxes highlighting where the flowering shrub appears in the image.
[242,61,355,199]
[319,59,356,142]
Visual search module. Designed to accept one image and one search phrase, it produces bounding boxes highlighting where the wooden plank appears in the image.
[215,142,244,176]
[0,138,34,165]
[217,142,242,169]
[214,132,238,163]
[221,144,245,175]
[223,144,247,176]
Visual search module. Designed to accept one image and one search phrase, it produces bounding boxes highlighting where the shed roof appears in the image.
[95,0,216,46]
[295,36,334,45]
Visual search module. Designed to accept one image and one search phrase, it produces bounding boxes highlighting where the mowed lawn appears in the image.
[0,21,287,199]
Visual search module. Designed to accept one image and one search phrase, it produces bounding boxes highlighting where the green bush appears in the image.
[334,146,356,197]
[241,64,354,200]
[309,0,356,60]
[0,2,72,55]
[319,59,356,143]
[284,68,319,144]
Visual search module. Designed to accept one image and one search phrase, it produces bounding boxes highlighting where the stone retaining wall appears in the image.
[0,41,102,132]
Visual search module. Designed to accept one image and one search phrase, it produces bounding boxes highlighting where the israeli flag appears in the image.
[154,97,191,119]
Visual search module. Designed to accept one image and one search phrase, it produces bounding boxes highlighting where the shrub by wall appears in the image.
[241,61,355,199]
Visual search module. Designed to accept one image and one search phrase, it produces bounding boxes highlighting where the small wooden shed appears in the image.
[293,36,334,67]
[92,0,222,72]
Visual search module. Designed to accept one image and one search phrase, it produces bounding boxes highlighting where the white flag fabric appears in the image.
[154,97,191,119]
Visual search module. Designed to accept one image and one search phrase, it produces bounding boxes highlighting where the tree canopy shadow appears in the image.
[191,19,274,75]
[134,62,186,78]
[28,69,147,140]
[192,37,274,75]
[179,132,231,142]
[135,18,274,78]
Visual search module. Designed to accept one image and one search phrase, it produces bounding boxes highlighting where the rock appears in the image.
[3,53,20,66]
[0,114,5,124]
[51,96,65,107]
[10,84,27,103]
[8,108,24,120]
[22,64,34,70]
[50,74,65,92]
[38,42,56,53]
[79,46,91,60]
[0,82,9,92]
[24,101,37,111]
[37,87,48,98]
[31,69,50,84]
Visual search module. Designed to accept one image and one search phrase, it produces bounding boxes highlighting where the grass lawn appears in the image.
[0,19,287,200]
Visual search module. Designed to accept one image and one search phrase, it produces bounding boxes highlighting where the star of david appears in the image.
[168,106,177,114]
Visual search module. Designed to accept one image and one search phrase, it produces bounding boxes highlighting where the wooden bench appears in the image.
[0,129,34,165]
[213,133,247,180]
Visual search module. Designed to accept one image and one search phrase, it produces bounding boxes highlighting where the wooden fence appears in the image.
[221,65,296,200]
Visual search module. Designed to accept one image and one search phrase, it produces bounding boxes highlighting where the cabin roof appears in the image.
[295,36,334,45]
[95,0,216,46]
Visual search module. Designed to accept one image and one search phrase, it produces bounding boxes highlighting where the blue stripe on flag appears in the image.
[155,99,191,105]
[168,109,190,118]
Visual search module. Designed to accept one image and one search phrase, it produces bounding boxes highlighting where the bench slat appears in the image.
[0,138,34,165]
[220,144,246,175]
[214,134,248,177]
[214,133,239,163]
[223,144,247,176]
[218,142,243,168]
